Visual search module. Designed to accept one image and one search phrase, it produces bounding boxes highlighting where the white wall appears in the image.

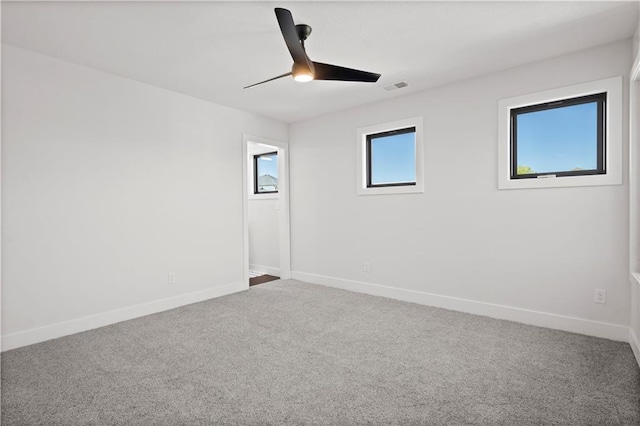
[290,40,632,341]
[247,143,280,274]
[1,45,287,349]
[248,200,280,273]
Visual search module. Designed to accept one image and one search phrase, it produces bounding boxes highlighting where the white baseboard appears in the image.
[292,271,630,342]
[630,328,640,369]
[1,281,246,352]
[249,264,280,276]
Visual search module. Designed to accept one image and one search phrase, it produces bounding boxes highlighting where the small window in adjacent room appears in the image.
[367,127,416,187]
[498,76,622,190]
[357,117,424,195]
[254,151,278,194]
[510,93,605,179]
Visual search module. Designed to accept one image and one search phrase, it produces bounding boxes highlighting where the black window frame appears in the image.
[253,151,278,194]
[510,92,606,180]
[366,126,417,188]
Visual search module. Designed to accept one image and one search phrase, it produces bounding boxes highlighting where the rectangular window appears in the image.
[510,93,605,179]
[498,76,622,190]
[366,127,416,187]
[254,151,278,194]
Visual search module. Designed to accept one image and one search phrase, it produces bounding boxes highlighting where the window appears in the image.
[498,76,622,190]
[357,117,424,195]
[511,93,605,179]
[367,127,416,187]
[254,151,278,194]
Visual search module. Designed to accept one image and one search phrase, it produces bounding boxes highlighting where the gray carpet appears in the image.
[2,279,639,425]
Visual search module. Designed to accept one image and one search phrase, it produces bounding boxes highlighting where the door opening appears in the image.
[242,135,291,288]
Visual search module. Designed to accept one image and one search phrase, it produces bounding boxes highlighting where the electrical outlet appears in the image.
[363,261,370,272]
[168,273,176,285]
[594,289,606,304]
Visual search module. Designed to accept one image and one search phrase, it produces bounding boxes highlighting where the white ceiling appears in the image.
[2,1,639,123]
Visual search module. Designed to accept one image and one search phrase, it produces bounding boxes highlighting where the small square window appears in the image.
[510,93,605,179]
[254,152,278,194]
[357,117,424,195]
[367,127,416,187]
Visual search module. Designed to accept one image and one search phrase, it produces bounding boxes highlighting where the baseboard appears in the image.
[630,328,640,368]
[1,281,246,352]
[292,271,630,342]
[249,264,280,277]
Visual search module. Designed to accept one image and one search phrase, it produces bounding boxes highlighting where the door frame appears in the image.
[630,56,640,283]
[242,134,291,287]
[630,52,640,367]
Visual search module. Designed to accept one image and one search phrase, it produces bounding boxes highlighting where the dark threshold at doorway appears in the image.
[250,275,279,287]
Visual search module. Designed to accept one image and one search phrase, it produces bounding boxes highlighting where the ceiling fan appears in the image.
[244,8,381,89]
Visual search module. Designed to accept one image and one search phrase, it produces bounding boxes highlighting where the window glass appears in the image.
[511,93,604,178]
[254,152,278,193]
[368,128,416,187]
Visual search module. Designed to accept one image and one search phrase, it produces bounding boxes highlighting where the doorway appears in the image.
[242,134,291,288]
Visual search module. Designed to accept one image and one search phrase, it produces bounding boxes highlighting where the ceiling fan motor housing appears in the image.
[295,24,312,41]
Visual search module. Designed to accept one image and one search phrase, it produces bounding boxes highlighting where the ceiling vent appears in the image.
[383,81,408,91]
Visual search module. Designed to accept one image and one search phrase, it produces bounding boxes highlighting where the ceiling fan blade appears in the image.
[312,62,381,83]
[243,72,292,89]
[275,8,312,68]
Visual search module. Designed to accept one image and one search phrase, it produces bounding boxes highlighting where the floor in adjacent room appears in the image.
[2,279,639,425]
[249,273,279,287]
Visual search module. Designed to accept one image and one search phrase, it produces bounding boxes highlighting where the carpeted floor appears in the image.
[2,279,639,425]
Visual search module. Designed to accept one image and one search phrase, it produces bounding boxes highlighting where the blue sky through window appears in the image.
[370,132,416,185]
[516,102,598,174]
